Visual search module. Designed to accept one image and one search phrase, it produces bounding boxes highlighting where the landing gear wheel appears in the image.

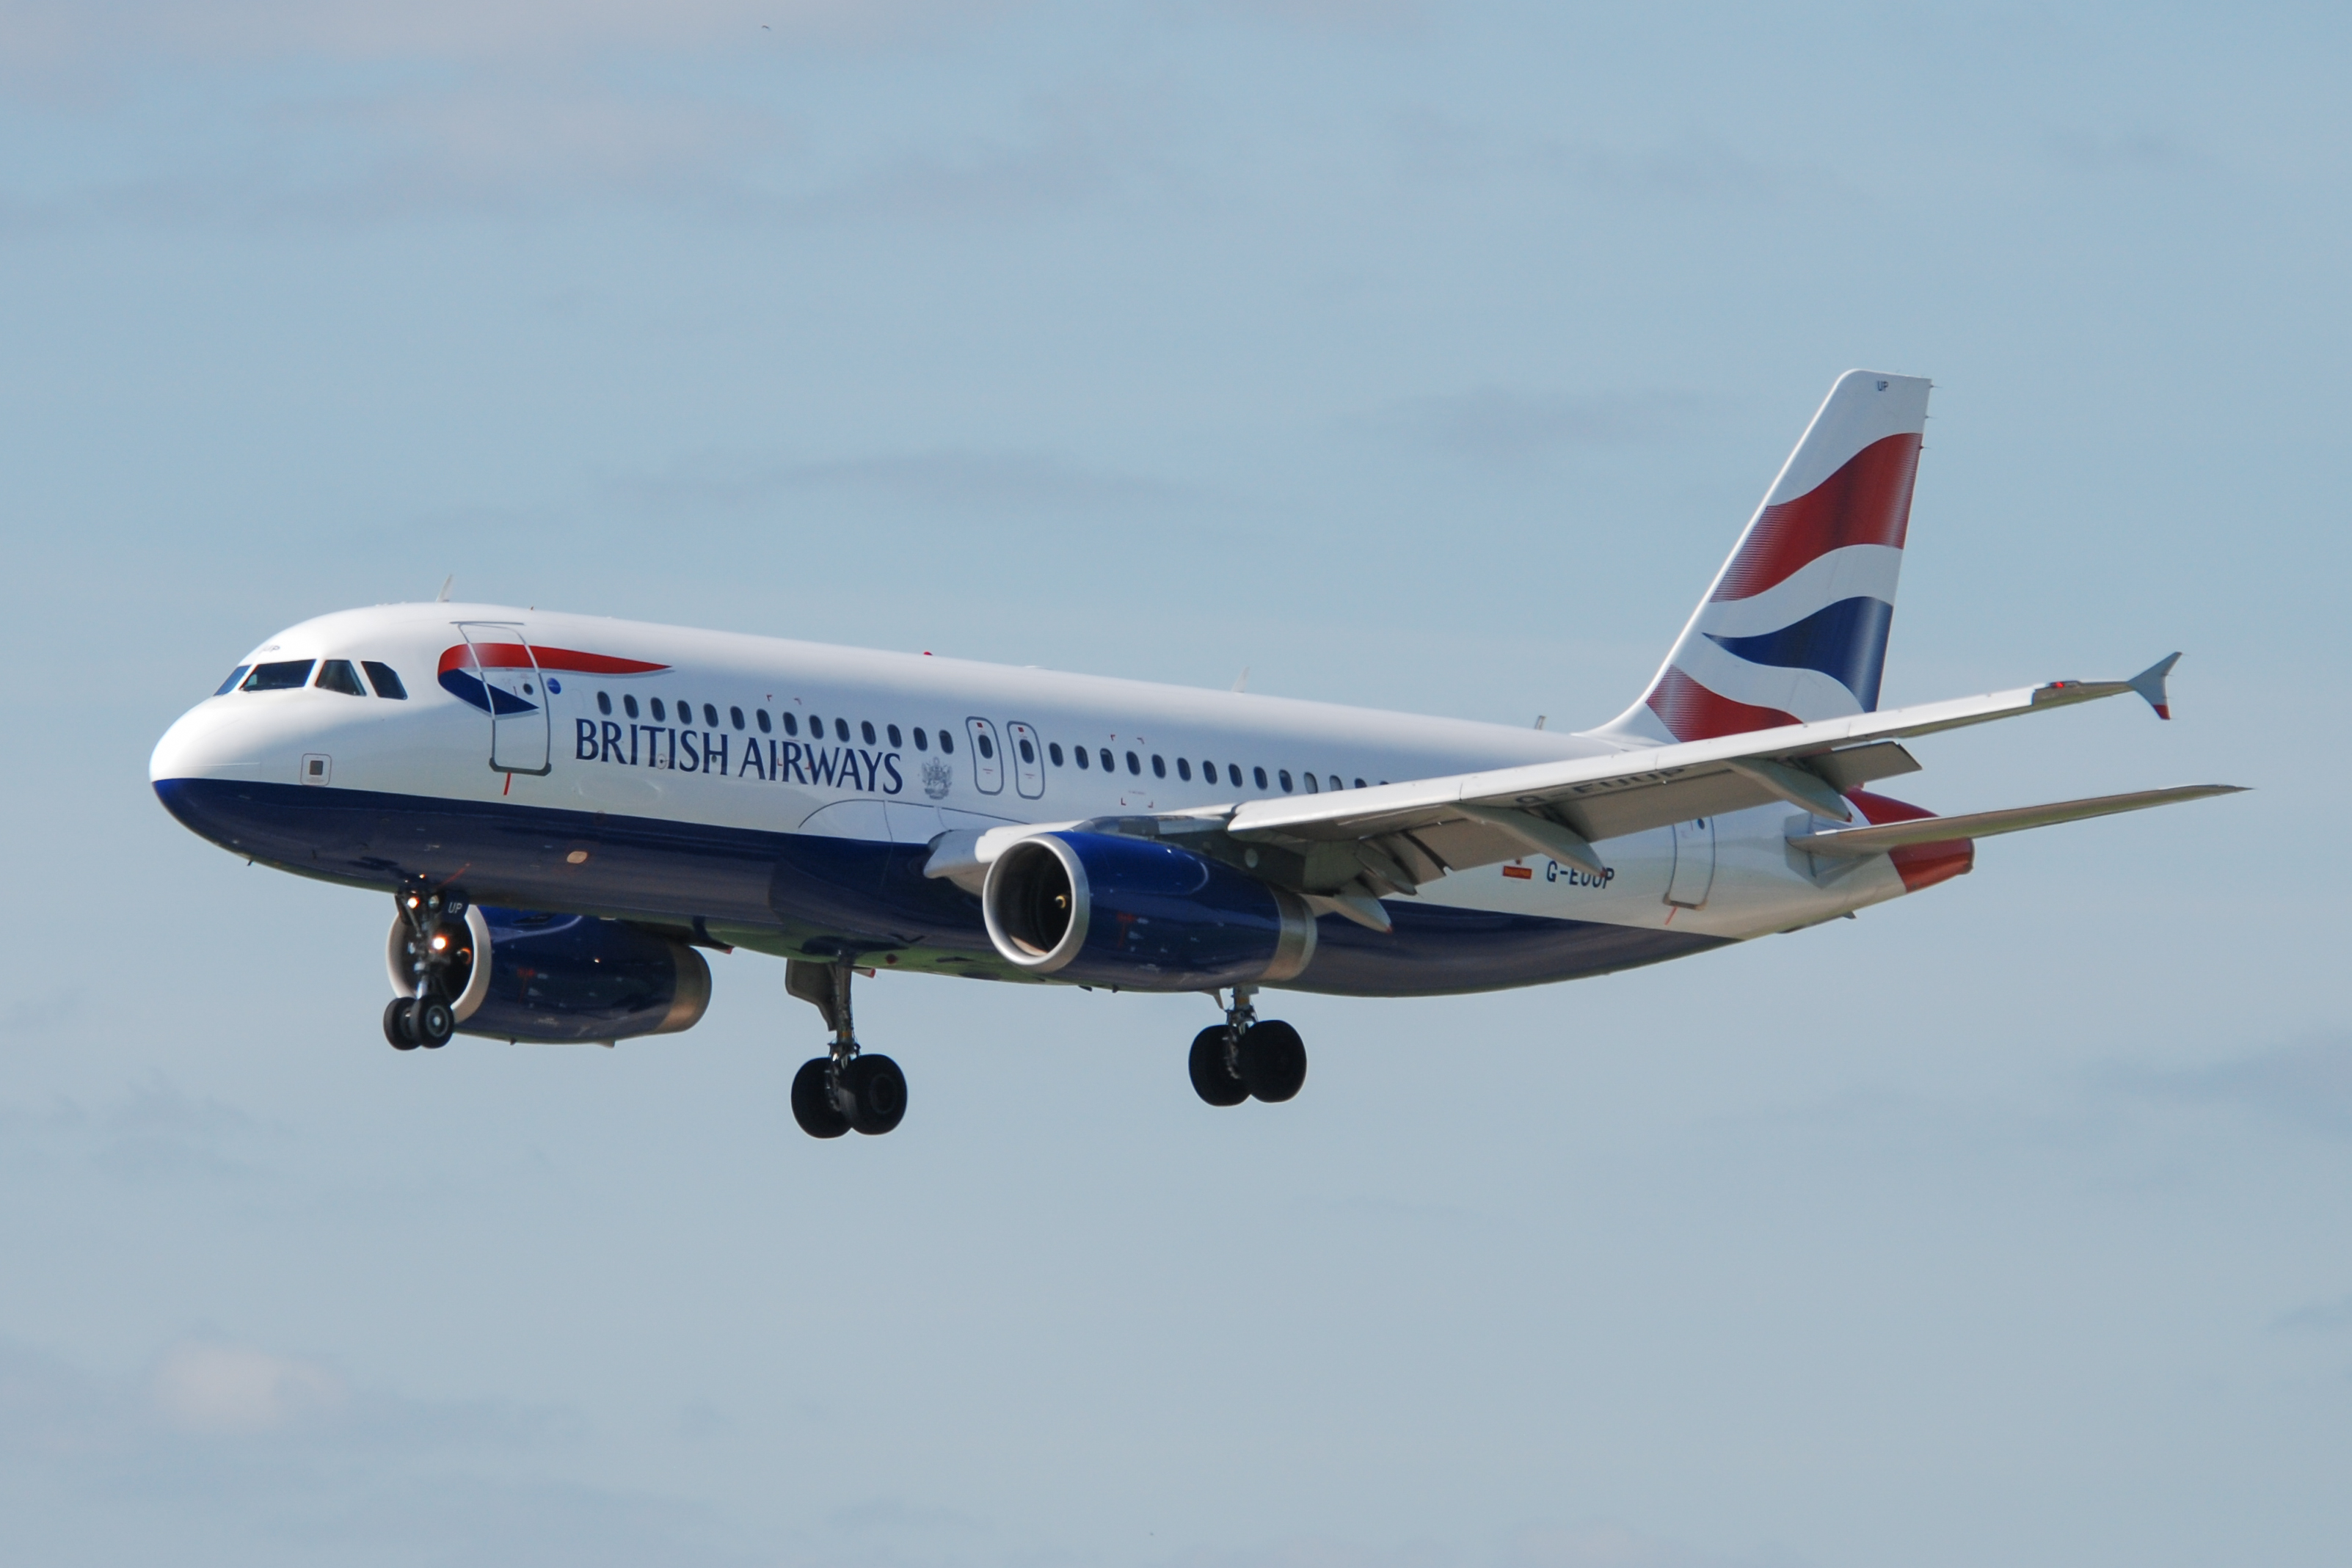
[1238,1020,1307,1103]
[790,1058,851,1139]
[412,996,456,1049]
[382,999,419,1051]
[1188,1026,1249,1106]
[841,1054,909,1136]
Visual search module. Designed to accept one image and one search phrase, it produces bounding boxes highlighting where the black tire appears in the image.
[383,999,420,1051]
[412,996,456,1049]
[1238,1020,1307,1103]
[790,1057,851,1139]
[1188,1026,1249,1106]
[842,1054,909,1136]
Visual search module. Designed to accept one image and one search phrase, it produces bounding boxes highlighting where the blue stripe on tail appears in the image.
[1705,595,1893,710]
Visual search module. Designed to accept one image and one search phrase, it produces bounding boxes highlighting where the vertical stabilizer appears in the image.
[1595,371,1931,743]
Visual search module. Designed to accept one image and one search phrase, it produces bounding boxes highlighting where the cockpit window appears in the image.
[362,661,408,700]
[315,660,367,696]
[214,666,250,696]
[241,660,316,691]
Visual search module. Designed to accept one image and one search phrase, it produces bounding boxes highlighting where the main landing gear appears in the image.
[384,883,466,1051]
[785,958,907,1139]
[1189,986,1307,1107]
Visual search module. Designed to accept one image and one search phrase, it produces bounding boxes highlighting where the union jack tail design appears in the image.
[1601,370,1931,744]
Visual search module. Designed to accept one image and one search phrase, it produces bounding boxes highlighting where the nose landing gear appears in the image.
[385,882,466,1051]
[785,958,907,1138]
[1189,987,1308,1107]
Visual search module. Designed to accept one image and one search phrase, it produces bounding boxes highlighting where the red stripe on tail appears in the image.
[1713,433,1922,601]
[1645,666,1800,743]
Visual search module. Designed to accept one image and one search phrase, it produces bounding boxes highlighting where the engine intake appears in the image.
[981,831,1316,991]
[387,906,711,1044]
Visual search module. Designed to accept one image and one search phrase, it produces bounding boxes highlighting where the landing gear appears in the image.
[1188,1027,1249,1106]
[1190,988,1307,1106]
[784,958,909,1139]
[387,881,467,1052]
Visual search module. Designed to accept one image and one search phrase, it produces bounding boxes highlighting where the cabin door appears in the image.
[457,622,553,776]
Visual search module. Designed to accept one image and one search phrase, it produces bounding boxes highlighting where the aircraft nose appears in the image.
[150,701,272,785]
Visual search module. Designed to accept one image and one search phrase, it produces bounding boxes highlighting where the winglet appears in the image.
[2127,652,2182,721]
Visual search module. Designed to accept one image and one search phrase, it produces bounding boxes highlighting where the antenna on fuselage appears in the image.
[1231,667,1249,693]
[436,575,454,602]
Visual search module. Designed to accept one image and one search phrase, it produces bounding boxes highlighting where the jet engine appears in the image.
[981,831,1316,991]
[385,905,711,1044]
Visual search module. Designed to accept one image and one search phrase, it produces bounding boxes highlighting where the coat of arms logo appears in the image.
[920,759,953,800]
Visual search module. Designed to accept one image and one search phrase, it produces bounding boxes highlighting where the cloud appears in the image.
[1155,1523,1776,1568]
[2103,1037,2352,1139]
[2272,1296,2352,1335]
[614,448,1209,520]
[150,1342,347,1437]
[0,1078,289,1182]
[1368,388,1708,464]
[0,0,1032,73]
[0,1331,573,1459]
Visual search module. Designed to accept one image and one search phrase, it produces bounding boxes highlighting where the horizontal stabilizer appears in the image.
[1788,784,2244,858]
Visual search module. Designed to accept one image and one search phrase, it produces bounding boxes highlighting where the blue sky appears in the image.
[2,4,2347,1564]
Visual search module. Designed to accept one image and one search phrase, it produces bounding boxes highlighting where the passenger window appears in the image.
[1353,778,1366,790]
[1049,743,1063,766]
[1151,754,1165,777]
[626,694,641,719]
[314,660,366,696]
[939,732,954,754]
[1075,746,1089,769]
[1229,764,1242,787]
[862,721,877,745]
[978,733,994,759]
[887,724,902,748]
[1125,751,1140,775]
[1278,770,1292,792]
[757,710,772,733]
[1177,758,1191,781]
[597,690,612,715]
[705,704,720,728]
[650,697,664,721]
[1100,748,1114,771]
[1303,772,1319,793]
[1253,766,1267,789]
[1329,775,1341,792]
[807,712,820,735]
[834,718,849,742]
[1020,737,1035,764]
[241,660,315,691]
[784,712,798,736]
[214,666,250,696]
[912,726,926,750]
[731,706,746,730]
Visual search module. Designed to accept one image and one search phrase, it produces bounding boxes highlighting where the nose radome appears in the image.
[149,701,305,784]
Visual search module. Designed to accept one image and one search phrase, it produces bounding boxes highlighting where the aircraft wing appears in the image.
[928,654,2230,932]
[1184,655,2202,922]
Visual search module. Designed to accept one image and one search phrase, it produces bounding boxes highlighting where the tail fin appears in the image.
[1597,370,1932,743]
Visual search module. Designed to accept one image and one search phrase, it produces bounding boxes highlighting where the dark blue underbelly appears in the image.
[153,778,1724,996]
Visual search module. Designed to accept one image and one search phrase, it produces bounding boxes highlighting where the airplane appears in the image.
[150,370,2241,1138]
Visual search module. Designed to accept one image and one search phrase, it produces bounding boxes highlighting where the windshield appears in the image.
[241,660,316,691]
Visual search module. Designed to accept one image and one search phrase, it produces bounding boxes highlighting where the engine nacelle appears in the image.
[981,831,1317,991]
[386,906,711,1044]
